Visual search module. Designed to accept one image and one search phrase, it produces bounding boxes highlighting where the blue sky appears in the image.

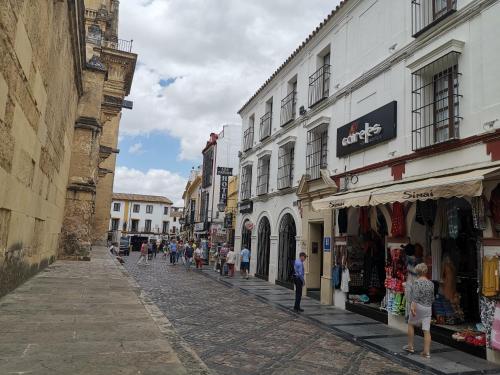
[117,132,199,178]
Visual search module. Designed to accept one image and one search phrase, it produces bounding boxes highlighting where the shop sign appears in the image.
[194,222,205,231]
[323,237,331,252]
[336,101,397,157]
[239,200,253,214]
[217,167,233,176]
[219,174,229,208]
[224,213,233,229]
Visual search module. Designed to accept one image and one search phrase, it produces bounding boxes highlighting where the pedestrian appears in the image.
[194,242,203,270]
[292,252,307,312]
[225,247,236,277]
[184,240,194,271]
[218,243,229,276]
[177,240,185,265]
[147,241,153,260]
[152,241,158,258]
[159,242,164,258]
[137,240,149,265]
[169,240,177,264]
[403,263,435,359]
[240,245,251,279]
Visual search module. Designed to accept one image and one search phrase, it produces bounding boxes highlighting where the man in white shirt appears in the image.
[225,247,236,277]
[194,243,203,269]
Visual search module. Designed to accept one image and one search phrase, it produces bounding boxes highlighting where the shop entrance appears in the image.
[256,217,271,280]
[307,222,324,300]
[277,214,296,289]
[241,219,252,251]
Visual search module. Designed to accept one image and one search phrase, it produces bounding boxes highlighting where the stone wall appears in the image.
[0,0,84,296]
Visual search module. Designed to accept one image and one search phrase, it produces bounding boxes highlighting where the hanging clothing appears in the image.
[338,208,348,234]
[446,200,460,239]
[416,200,437,227]
[482,256,499,297]
[359,207,370,235]
[391,202,406,237]
[341,268,350,293]
[491,185,500,233]
[332,265,342,289]
[377,208,388,236]
[491,303,500,351]
[431,241,442,281]
[471,196,487,231]
[481,296,496,349]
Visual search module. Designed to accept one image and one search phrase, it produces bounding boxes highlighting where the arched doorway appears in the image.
[241,219,252,252]
[256,217,271,280]
[277,213,296,289]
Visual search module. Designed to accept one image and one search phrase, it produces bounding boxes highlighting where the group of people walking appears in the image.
[137,239,203,272]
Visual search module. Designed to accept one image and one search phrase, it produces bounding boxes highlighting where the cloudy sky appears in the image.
[114,0,340,205]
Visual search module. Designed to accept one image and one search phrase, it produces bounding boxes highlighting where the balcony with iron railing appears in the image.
[103,38,134,53]
[308,65,330,108]
[280,91,296,126]
[243,127,254,151]
[259,112,272,141]
[411,0,457,37]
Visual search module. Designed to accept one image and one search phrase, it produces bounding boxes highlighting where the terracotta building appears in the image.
[0,0,136,296]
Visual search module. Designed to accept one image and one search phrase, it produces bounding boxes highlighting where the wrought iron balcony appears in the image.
[243,127,254,151]
[259,112,272,141]
[412,0,457,37]
[104,39,134,53]
[280,91,296,126]
[308,65,330,107]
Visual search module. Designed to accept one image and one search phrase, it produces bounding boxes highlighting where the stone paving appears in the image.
[123,253,422,375]
[0,247,209,375]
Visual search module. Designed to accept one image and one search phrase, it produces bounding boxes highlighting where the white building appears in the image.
[109,193,175,247]
[236,0,500,361]
[199,125,240,245]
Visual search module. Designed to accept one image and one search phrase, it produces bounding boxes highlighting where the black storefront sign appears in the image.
[239,200,253,214]
[224,213,233,229]
[219,175,229,207]
[217,167,233,176]
[336,101,397,157]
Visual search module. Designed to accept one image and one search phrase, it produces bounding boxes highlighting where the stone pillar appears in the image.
[60,69,106,259]
[92,108,121,244]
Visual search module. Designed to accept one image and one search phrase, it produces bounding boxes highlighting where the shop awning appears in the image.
[312,166,500,210]
[312,188,374,210]
[370,166,500,205]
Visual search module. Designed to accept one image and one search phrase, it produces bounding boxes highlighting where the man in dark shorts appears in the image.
[240,245,251,279]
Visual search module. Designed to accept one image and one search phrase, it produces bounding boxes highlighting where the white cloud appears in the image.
[128,142,144,155]
[119,0,340,161]
[114,166,187,206]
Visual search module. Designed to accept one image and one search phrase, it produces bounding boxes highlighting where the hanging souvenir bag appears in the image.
[490,303,500,351]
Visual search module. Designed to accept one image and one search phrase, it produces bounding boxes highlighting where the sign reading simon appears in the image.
[336,101,397,157]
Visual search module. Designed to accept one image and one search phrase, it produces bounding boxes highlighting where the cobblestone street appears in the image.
[123,253,419,375]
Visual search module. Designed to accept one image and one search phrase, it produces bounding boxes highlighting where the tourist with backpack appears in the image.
[184,240,194,271]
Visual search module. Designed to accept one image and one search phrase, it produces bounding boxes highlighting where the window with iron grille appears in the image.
[202,148,214,188]
[243,115,255,151]
[131,220,139,232]
[256,156,271,195]
[146,205,153,214]
[113,202,120,212]
[411,52,461,151]
[412,0,457,37]
[200,192,209,223]
[278,143,295,189]
[309,54,330,107]
[111,218,119,231]
[189,199,196,224]
[240,165,252,201]
[133,204,140,213]
[281,82,297,126]
[144,219,152,232]
[306,124,328,180]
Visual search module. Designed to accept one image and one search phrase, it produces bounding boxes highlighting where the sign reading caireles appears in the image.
[336,101,397,157]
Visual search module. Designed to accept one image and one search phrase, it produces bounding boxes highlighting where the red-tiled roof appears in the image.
[238,1,349,115]
[112,193,173,205]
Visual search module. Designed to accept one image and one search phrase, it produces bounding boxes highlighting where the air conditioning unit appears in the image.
[299,106,306,116]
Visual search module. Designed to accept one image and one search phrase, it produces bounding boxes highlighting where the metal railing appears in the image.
[280,91,296,126]
[308,64,330,107]
[259,112,272,141]
[243,127,254,151]
[411,0,456,37]
[104,39,134,53]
